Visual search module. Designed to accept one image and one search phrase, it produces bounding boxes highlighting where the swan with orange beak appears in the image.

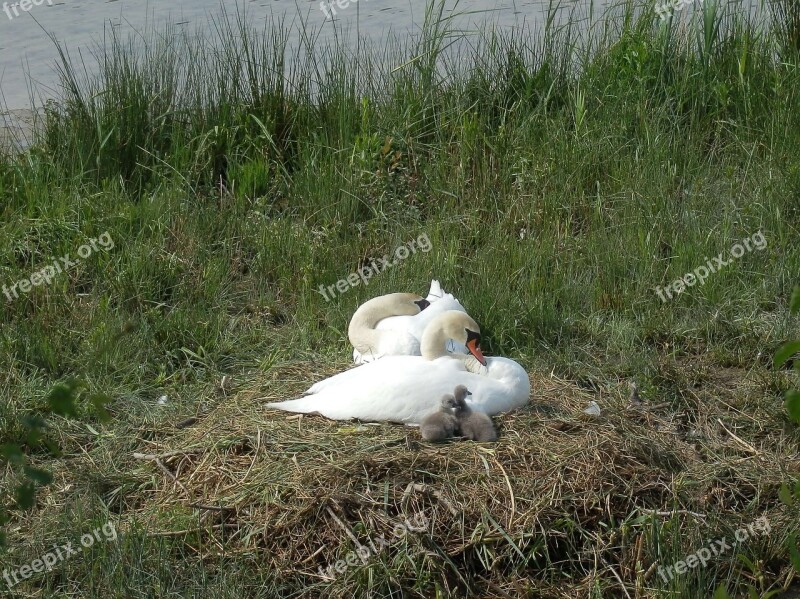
[266,311,528,424]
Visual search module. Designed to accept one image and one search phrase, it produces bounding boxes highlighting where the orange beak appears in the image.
[466,339,487,366]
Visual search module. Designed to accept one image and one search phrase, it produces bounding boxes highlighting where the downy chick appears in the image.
[452,384,498,442]
[419,394,459,442]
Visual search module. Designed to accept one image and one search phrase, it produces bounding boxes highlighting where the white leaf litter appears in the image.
[583,401,601,416]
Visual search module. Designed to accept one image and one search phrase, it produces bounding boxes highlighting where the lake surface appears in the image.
[0,0,764,148]
[0,0,591,111]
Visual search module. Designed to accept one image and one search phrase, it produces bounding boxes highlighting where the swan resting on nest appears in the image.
[266,310,530,424]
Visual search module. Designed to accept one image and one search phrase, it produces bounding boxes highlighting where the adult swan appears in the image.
[266,311,530,424]
[351,280,469,363]
[348,292,431,361]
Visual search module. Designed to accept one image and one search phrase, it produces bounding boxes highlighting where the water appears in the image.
[0,0,578,111]
[0,0,594,149]
[6,0,763,148]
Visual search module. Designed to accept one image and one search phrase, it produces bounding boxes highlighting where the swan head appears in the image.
[375,292,430,316]
[452,385,472,413]
[440,393,457,410]
[432,311,486,365]
[406,293,431,314]
[454,385,472,402]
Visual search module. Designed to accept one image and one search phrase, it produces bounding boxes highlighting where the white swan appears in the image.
[348,292,431,361]
[352,280,469,363]
[266,311,530,424]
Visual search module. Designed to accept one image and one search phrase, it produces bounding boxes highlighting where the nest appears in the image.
[10,361,800,597]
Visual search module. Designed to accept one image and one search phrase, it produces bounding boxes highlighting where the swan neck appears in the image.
[420,326,449,360]
[348,297,393,354]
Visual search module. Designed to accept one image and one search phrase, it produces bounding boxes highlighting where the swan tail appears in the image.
[266,396,326,415]
[426,279,445,300]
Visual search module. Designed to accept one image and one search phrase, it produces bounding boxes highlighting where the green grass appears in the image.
[1,0,799,596]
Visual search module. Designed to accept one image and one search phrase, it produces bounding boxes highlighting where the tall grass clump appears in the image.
[771,0,800,53]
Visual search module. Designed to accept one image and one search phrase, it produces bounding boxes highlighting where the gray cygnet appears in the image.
[452,384,498,442]
[419,394,459,442]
